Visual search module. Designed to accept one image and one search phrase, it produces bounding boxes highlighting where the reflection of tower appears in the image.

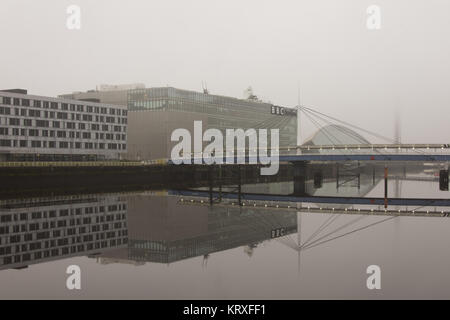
[297,210,302,278]
[202,254,209,269]
[392,108,402,274]
[394,111,402,198]
[244,244,257,257]
[296,84,302,150]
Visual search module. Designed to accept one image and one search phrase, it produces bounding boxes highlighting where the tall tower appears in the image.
[297,84,302,148]
[297,106,302,147]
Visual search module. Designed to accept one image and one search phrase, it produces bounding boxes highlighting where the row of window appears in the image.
[0,204,126,224]
[0,139,126,150]
[0,219,125,235]
[0,96,127,116]
[1,109,127,125]
[1,231,127,255]
[4,120,125,132]
[0,128,126,141]
[0,213,125,227]
[0,224,126,244]
[0,221,126,242]
[1,238,128,265]
[1,233,128,255]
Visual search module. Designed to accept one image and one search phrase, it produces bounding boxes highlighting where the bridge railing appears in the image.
[172,144,450,160]
[6,144,448,167]
[281,144,450,156]
[289,144,450,151]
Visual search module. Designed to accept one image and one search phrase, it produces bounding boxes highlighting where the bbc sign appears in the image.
[271,105,285,115]
[271,227,286,239]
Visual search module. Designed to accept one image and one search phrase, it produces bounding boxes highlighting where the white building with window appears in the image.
[0,89,128,161]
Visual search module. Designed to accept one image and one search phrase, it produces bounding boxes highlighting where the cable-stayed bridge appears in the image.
[168,105,450,164]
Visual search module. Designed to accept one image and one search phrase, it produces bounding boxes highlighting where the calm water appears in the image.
[1,163,450,299]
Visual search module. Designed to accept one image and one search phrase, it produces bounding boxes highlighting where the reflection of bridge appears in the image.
[171,159,447,212]
[172,189,450,216]
[170,160,450,216]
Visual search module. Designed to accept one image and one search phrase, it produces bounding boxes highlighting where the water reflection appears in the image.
[0,192,300,270]
[96,195,297,265]
[0,195,128,270]
[0,162,448,272]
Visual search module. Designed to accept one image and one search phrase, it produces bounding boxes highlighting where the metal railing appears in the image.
[286,143,450,152]
[1,144,449,167]
[170,143,450,161]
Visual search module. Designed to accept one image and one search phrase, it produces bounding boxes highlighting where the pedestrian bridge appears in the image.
[169,143,450,164]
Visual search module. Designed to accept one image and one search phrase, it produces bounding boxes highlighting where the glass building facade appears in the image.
[127,87,297,148]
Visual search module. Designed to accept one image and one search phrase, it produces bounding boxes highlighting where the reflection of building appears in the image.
[59,85,297,160]
[0,195,128,270]
[0,190,297,269]
[97,195,297,264]
[0,89,128,161]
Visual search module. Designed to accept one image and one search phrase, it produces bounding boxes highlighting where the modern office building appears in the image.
[60,85,297,160]
[127,87,297,160]
[0,89,128,161]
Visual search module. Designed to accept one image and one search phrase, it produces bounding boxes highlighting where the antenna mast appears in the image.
[297,83,302,147]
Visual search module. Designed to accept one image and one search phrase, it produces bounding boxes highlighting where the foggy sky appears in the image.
[1,0,449,143]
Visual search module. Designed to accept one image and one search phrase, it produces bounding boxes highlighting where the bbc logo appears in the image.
[271,106,285,116]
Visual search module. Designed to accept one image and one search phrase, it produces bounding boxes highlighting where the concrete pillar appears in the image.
[293,161,307,196]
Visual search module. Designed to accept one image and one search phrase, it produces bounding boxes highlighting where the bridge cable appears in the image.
[301,109,338,144]
[302,106,428,155]
[302,106,397,143]
[300,213,343,247]
[300,214,367,249]
[301,109,344,145]
[301,108,353,145]
[301,216,397,251]
[302,107,374,146]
